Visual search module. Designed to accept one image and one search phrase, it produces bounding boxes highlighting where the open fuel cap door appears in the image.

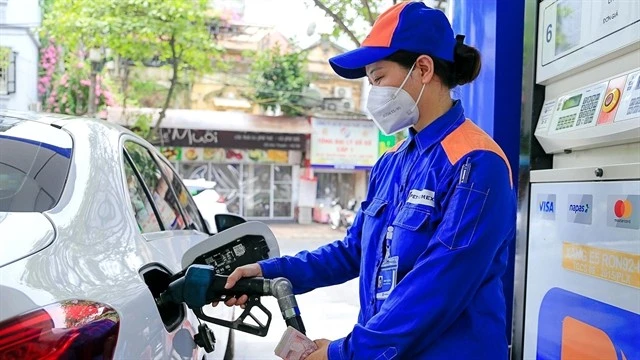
[181,219,280,273]
[178,217,280,338]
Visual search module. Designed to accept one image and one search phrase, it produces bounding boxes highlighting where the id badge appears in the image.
[376,256,399,300]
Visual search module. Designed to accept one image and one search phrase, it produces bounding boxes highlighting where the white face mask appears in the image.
[366,63,426,135]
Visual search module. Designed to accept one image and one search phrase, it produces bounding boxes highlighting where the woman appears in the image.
[217,2,516,359]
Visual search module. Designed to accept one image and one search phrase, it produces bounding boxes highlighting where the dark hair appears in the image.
[384,43,482,88]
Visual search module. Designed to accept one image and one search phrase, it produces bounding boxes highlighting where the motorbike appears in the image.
[328,198,358,230]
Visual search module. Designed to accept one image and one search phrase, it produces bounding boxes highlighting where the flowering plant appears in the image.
[38,40,116,117]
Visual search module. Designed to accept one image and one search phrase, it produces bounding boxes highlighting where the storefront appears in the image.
[109,108,309,220]
[308,115,397,222]
[163,147,301,220]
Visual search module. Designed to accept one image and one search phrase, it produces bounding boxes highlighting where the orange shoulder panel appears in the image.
[440,119,513,188]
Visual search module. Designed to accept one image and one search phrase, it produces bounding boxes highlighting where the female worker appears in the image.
[218,2,516,359]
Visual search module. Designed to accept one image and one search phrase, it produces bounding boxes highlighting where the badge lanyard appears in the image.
[376,226,399,300]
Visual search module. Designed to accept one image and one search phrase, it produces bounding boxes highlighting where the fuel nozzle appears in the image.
[156,264,270,310]
[271,277,306,334]
[156,264,306,336]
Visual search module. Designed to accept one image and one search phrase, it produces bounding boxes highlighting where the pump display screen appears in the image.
[562,94,582,110]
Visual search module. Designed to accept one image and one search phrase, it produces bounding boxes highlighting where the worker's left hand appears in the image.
[304,339,330,360]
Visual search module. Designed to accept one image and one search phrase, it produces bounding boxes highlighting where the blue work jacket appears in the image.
[259,101,516,359]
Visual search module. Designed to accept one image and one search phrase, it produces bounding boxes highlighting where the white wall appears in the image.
[0,0,41,111]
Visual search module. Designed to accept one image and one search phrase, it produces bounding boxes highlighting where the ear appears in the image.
[415,55,434,84]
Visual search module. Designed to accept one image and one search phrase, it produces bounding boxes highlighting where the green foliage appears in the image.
[247,47,311,116]
[42,0,222,129]
[130,113,154,140]
[0,47,10,69]
[129,79,168,107]
[43,0,218,72]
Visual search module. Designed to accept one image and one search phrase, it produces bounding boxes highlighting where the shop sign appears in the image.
[310,118,379,169]
[378,132,397,156]
[159,128,306,151]
[160,147,289,164]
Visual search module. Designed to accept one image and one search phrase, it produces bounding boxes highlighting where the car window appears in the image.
[123,155,162,233]
[124,141,187,230]
[0,117,72,212]
[155,157,207,233]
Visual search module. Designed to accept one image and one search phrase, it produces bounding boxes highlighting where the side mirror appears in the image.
[214,213,246,233]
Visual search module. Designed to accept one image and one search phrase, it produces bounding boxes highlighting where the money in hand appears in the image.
[274,326,319,360]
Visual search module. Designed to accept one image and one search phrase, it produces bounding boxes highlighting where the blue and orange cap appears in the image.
[329,1,457,79]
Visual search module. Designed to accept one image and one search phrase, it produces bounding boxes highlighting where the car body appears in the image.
[0,111,234,359]
[182,178,230,234]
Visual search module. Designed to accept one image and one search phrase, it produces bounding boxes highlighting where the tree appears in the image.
[309,0,449,47]
[42,0,221,138]
[247,47,311,116]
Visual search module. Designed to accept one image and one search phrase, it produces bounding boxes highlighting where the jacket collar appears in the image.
[404,100,465,153]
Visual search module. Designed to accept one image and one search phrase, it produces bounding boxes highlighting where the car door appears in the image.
[150,146,236,358]
[122,139,210,359]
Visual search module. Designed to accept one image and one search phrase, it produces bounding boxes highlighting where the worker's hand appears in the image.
[304,339,330,360]
[211,263,262,308]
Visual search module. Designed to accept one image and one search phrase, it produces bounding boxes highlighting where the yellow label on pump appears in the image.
[562,242,639,289]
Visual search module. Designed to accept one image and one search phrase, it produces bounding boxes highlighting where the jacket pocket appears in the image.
[363,198,388,217]
[390,205,432,270]
[437,184,489,250]
[392,204,431,231]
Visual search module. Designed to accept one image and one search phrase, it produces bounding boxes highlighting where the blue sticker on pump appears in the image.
[537,287,640,359]
[376,256,398,300]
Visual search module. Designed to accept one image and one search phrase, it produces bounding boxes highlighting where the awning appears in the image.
[107,107,311,134]
[107,107,310,151]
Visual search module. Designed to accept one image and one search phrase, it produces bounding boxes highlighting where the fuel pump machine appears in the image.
[514,0,640,359]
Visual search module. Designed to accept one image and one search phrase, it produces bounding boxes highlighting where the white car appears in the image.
[0,111,239,359]
[182,179,230,234]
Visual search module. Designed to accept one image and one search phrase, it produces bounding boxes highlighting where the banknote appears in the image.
[274,326,318,360]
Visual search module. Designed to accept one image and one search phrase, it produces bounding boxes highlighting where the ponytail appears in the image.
[451,34,481,86]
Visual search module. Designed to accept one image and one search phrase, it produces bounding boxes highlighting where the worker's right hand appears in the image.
[211,263,263,308]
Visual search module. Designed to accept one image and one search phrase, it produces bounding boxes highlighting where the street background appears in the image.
[233,223,359,359]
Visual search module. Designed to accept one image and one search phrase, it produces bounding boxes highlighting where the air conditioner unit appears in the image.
[323,99,340,112]
[342,99,354,111]
[322,99,355,112]
[333,86,353,99]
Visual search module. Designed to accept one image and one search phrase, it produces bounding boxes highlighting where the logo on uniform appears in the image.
[538,194,556,220]
[567,194,593,225]
[607,195,639,230]
[407,189,435,207]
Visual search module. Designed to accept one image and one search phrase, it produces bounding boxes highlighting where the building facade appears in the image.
[190,23,290,113]
[0,0,40,111]
[109,108,309,221]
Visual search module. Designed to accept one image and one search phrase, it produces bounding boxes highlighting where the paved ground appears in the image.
[232,223,360,359]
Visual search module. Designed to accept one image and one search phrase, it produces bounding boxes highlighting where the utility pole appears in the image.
[88,48,105,117]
